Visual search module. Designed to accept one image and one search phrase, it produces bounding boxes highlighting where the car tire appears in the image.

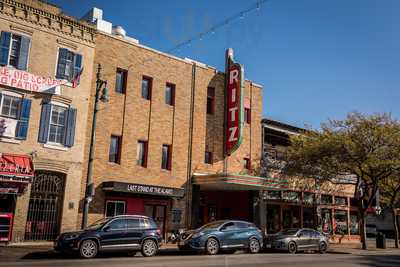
[141,239,158,257]
[288,241,297,254]
[319,241,327,254]
[248,238,261,254]
[79,239,98,259]
[206,238,220,255]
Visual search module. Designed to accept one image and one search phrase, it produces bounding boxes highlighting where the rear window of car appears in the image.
[141,218,158,229]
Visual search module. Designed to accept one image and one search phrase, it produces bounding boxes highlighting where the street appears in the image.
[1,250,399,267]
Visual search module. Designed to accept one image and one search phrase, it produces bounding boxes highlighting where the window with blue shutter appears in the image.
[56,48,83,83]
[38,103,51,143]
[0,32,11,66]
[63,107,76,147]
[15,98,32,140]
[17,36,30,71]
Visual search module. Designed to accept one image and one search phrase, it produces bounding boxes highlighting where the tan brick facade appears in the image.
[80,32,263,237]
[0,0,95,242]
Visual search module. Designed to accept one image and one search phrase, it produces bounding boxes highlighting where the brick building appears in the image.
[78,9,275,240]
[0,0,95,242]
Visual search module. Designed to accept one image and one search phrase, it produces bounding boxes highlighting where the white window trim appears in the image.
[43,143,69,151]
[45,101,69,147]
[105,200,126,217]
[0,90,23,119]
[54,47,76,88]
[0,137,21,144]
[5,32,31,70]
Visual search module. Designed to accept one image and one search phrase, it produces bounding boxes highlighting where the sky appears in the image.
[48,0,400,129]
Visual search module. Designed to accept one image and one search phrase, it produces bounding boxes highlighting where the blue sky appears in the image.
[49,0,400,128]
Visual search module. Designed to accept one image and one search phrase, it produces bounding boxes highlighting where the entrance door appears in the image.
[144,205,166,239]
[25,171,65,241]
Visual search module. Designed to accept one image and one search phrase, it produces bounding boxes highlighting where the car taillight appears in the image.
[156,229,161,235]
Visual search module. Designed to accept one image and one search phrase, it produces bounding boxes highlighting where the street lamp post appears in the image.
[82,63,109,229]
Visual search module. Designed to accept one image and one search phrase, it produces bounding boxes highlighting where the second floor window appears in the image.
[0,94,20,119]
[0,31,30,70]
[142,76,152,100]
[161,144,171,170]
[205,151,213,164]
[48,105,67,144]
[56,48,83,84]
[207,87,215,114]
[137,140,148,167]
[165,83,175,106]
[244,108,251,124]
[115,68,127,94]
[244,157,251,170]
[109,135,122,164]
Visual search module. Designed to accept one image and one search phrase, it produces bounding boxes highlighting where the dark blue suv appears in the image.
[178,220,263,255]
[54,215,162,258]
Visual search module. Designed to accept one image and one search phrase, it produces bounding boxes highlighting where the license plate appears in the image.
[265,244,272,248]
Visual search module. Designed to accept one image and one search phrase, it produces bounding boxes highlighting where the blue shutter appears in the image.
[0,32,11,66]
[63,107,76,147]
[17,36,30,70]
[15,98,32,140]
[72,53,82,85]
[56,48,68,79]
[38,103,51,143]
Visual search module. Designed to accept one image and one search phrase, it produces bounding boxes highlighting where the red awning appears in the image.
[0,153,34,183]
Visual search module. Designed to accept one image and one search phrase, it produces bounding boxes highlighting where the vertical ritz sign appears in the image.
[225,48,244,156]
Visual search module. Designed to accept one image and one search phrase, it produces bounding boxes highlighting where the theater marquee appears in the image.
[225,48,244,156]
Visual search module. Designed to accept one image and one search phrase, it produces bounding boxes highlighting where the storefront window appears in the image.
[350,211,359,235]
[321,195,333,205]
[335,197,347,206]
[282,191,300,203]
[105,200,125,217]
[303,192,314,205]
[267,204,280,233]
[321,208,333,234]
[303,207,315,228]
[266,190,281,200]
[334,210,348,234]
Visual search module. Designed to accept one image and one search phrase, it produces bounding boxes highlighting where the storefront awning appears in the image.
[0,153,34,183]
[192,173,288,191]
[102,181,185,198]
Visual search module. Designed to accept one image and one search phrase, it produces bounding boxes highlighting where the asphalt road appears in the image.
[1,251,399,267]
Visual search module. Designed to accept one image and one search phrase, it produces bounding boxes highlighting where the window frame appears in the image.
[137,140,148,167]
[115,68,128,94]
[244,107,251,124]
[204,151,213,164]
[206,87,215,115]
[244,157,251,170]
[2,32,30,70]
[47,104,67,145]
[141,76,152,100]
[165,83,175,106]
[105,200,126,218]
[0,92,22,119]
[161,144,172,170]
[109,135,122,164]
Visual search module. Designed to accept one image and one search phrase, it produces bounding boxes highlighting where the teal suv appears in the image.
[178,220,263,255]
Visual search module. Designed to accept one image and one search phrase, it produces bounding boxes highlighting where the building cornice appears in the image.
[0,0,95,43]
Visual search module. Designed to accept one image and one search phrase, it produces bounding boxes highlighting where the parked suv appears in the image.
[54,215,162,258]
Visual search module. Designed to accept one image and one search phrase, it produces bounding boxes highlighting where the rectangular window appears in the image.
[105,200,125,217]
[244,157,251,169]
[55,48,82,83]
[115,68,127,94]
[321,194,333,204]
[334,210,348,235]
[205,151,213,164]
[48,105,66,144]
[0,32,30,70]
[142,76,152,100]
[0,94,21,119]
[109,135,122,163]
[206,87,215,114]
[165,83,175,106]
[335,196,348,206]
[137,140,148,167]
[161,144,171,170]
[244,108,251,124]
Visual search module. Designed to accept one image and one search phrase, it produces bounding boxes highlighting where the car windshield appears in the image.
[277,229,299,236]
[199,221,225,230]
[85,218,109,230]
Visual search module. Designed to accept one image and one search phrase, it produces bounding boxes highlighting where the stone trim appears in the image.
[42,94,72,105]
[56,38,78,50]
[1,0,96,43]
[10,24,34,35]
[33,158,69,174]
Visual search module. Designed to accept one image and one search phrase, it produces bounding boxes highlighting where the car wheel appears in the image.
[288,241,297,254]
[248,238,261,254]
[79,239,98,259]
[141,239,158,257]
[206,238,220,255]
[319,241,327,254]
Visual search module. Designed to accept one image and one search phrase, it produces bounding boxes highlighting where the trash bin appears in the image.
[376,232,386,249]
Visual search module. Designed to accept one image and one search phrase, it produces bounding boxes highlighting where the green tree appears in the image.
[283,113,400,249]
[380,175,400,248]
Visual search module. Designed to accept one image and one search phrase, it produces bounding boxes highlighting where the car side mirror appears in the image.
[103,226,110,232]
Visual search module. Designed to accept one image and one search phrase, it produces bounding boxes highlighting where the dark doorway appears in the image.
[144,204,166,239]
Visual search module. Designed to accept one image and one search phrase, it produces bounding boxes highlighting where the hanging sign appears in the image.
[0,66,62,94]
[225,48,244,155]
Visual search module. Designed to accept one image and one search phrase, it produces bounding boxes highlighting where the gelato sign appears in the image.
[0,66,62,94]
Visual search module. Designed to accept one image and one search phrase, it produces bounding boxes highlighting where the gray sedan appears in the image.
[264,228,328,254]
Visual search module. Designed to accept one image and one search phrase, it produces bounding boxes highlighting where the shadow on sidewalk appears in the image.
[354,254,400,267]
